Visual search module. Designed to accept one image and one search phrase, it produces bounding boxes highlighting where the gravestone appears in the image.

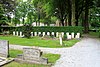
[38,32,41,36]
[66,32,69,36]
[43,32,45,37]
[47,32,50,36]
[75,33,80,39]
[15,48,48,64]
[71,32,74,38]
[61,32,64,37]
[0,40,9,58]
[0,40,14,66]
[31,32,33,37]
[34,32,37,36]
[13,31,15,36]
[67,35,72,40]
[19,32,23,37]
[51,32,55,36]
[59,34,63,45]
[16,31,19,36]
[56,32,59,37]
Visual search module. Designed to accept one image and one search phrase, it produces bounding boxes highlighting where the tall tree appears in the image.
[71,0,76,26]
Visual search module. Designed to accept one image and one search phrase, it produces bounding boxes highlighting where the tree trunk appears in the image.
[75,16,78,26]
[68,13,72,26]
[71,0,76,26]
[68,0,72,26]
[84,0,89,33]
[61,19,64,26]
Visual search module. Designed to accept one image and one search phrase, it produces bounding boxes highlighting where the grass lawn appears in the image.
[0,36,79,48]
[89,32,100,37]
[3,49,60,67]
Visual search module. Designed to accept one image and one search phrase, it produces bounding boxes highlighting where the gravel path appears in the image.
[10,37,100,67]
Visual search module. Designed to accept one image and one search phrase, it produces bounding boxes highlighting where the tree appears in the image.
[71,0,76,26]
[0,4,7,26]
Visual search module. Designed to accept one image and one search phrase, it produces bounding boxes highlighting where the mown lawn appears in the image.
[0,35,79,48]
[3,49,60,67]
[89,32,100,37]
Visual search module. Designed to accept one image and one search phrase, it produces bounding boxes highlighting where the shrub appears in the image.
[22,24,32,38]
[0,26,83,35]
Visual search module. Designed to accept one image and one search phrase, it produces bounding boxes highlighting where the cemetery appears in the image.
[0,0,100,67]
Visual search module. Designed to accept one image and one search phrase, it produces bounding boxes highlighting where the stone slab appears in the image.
[0,40,9,58]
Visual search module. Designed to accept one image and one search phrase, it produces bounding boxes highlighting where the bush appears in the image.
[22,24,32,38]
[0,26,83,35]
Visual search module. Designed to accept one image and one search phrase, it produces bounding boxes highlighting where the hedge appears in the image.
[0,26,83,35]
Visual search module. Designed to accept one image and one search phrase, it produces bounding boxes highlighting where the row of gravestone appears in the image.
[0,40,48,65]
[13,31,80,39]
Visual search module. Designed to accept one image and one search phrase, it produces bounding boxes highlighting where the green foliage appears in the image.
[32,26,83,34]
[0,4,8,25]
[0,26,83,35]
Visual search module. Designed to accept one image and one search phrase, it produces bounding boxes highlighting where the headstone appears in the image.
[67,35,72,40]
[16,31,19,36]
[38,32,41,36]
[59,34,63,45]
[66,32,69,36]
[15,48,48,64]
[51,32,55,36]
[34,32,37,36]
[75,33,80,39]
[20,32,23,37]
[31,32,33,37]
[71,32,74,38]
[56,32,59,37]
[61,32,64,37]
[0,40,9,58]
[43,32,45,37]
[13,31,15,36]
[47,32,50,36]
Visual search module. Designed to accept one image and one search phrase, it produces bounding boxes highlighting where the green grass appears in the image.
[0,35,79,48]
[89,32,100,37]
[9,49,23,58]
[3,49,60,67]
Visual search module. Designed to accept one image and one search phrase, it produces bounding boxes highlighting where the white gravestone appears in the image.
[43,32,45,37]
[31,32,33,37]
[71,33,74,38]
[47,32,50,36]
[34,32,37,36]
[38,32,41,36]
[51,32,55,36]
[75,33,80,39]
[59,34,63,45]
[61,32,64,37]
[66,33,72,40]
[56,32,59,37]
[66,32,69,36]
[16,31,19,36]
[13,31,16,36]
[67,35,72,40]
[20,32,23,37]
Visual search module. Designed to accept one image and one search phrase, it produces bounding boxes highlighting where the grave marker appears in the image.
[0,40,9,58]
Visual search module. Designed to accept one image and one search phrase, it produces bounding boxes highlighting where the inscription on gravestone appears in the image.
[0,40,9,58]
[23,48,42,60]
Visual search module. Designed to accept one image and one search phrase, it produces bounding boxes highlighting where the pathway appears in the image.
[10,37,100,67]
